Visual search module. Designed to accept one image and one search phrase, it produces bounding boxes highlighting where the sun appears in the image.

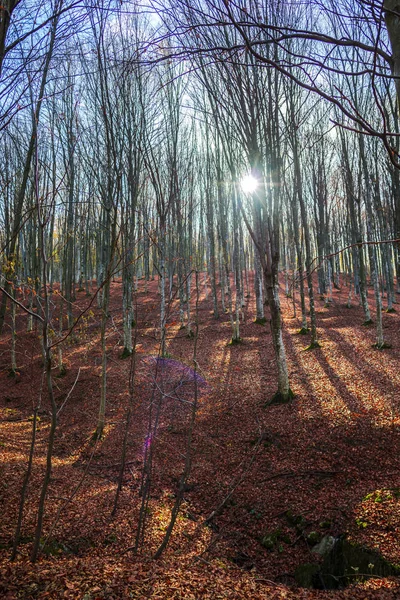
[240,174,259,194]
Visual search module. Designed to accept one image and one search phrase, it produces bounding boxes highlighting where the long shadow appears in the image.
[283,279,400,414]
[322,328,400,411]
[312,349,368,417]
[280,326,328,422]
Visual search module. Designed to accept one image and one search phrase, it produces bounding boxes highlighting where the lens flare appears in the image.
[240,174,258,194]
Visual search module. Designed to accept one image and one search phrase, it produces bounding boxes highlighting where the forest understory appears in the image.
[1,273,400,599]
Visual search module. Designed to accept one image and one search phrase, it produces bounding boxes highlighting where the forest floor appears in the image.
[1,273,400,599]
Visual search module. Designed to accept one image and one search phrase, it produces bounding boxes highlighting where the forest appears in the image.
[1,0,400,597]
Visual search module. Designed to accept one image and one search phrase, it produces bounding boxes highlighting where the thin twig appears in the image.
[57,368,81,417]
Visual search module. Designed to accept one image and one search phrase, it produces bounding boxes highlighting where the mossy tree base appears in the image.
[120,347,133,359]
[372,342,392,350]
[8,368,18,378]
[296,327,309,335]
[186,330,195,339]
[229,337,243,346]
[265,388,294,407]
[304,341,321,351]
[254,317,267,325]
[57,364,67,377]
[91,427,104,442]
[362,319,373,326]
[386,307,396,313]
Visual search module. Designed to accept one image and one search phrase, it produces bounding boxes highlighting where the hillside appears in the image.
[1,275,400,599]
